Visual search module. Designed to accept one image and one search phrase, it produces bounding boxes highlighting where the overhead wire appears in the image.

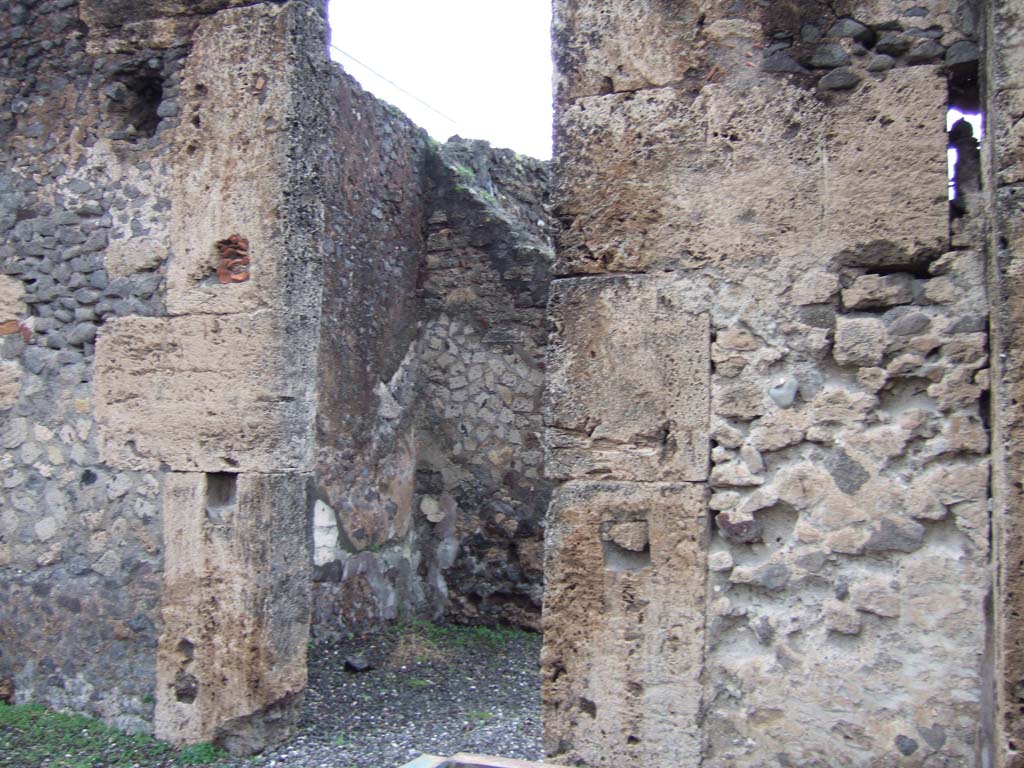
[328,43,459,127]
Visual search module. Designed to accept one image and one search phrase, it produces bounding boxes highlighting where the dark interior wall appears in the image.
[310,65,433,636]
[415,141,554,628]
[0,0,188,731]
[307,74,557,636]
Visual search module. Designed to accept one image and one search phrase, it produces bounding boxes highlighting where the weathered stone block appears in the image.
[156,471,310,753]
[94,312,316,472]
[825,66,948,265]
[104,236,168,278]
[165,3,322,317]
[554,68,947,276]
[834,316,888,367]
[542,481,707,767]
[842,274,915,309]
[0,275,25,322]
[552,0,713,101]
[545,275,710,482]
[554,83,824,275]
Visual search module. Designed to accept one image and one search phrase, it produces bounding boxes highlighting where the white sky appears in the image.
[327,1,554,160]
[946,108,984,199]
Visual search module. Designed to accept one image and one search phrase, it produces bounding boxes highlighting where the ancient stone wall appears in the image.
[309,126,554,636]
[307,64,432,638]
[2,0,554,751]
[0,0,188,733]
[984,1,1024,765]
[543,0,994,765]
[416,140,553,629]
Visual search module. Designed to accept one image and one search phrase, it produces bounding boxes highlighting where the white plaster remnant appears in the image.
[313,499,339,567]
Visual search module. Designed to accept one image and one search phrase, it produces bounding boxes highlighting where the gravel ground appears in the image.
[226,625,543,768]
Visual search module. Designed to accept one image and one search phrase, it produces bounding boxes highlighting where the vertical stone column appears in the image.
[541,6,714,757]
[984,1,1024,765]
[93,1,328,753]
[541,276,711,766]
[546,1,989,766]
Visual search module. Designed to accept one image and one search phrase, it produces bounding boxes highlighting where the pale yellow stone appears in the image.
[0,362,21,409]
[0,275,26,322]
[791,270,839,305]
[545,276,710,482]
[105,236,168,278]
[94,311,316,472]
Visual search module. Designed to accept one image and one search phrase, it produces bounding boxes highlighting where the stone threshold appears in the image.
[400,753,563,768]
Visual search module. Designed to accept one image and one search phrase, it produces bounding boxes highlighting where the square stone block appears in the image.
[545,275,710,482]
[94,311,316,472]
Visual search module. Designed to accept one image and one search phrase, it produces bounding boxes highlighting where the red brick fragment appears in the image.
[215,234,250,284]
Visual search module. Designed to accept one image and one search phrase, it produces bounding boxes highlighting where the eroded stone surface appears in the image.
[542,481,707,767]
[156,472,310,752]
[545,1,993,766]
[545,275,710,482]
[553,66,947,276]
[165,2,321,317]
[94,311,316,473]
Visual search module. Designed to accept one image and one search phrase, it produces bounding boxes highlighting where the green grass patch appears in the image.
[389,619,531,649]
[0,701,228,767]
[175,742,228,766]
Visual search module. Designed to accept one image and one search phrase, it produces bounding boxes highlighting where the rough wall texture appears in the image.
[307,64,430,638]
[2,0,554,749]
[2,0,554,752]
[545,0,994,765]
[415,142,552,629]
[0,0,185,733]
[984,1,1024,765]
[309,128,554,636]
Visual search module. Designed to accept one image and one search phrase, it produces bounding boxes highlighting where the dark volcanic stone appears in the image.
[762,51,807,74]
[810,43,851,68]
[895,735,919,756]
[825,447,870,495]
[906,39,945,64]
[867,54,896,71]
[715,510,763,544]
[887,312,931,336]
[828,18,875,45]
[344,654,373,673]
[819,68,861,91]
[864,517,925,553]
[946,40,979,66]
[875,32,911,56]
